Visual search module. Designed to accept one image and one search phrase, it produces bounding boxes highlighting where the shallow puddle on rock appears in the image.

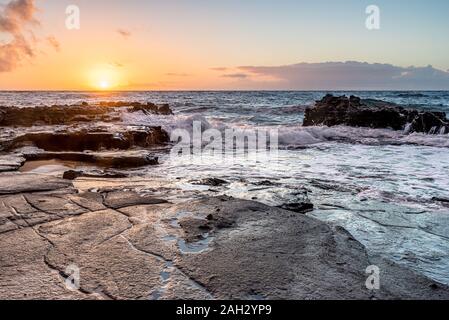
[150,261,174,300]
[19,159,92,174]
[178,236,213,254]
[162,235,177,242]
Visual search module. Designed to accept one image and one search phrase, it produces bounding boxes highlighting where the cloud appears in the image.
[0,0,45,72]
[221,73,249,79]
[109,61,124,68]
[210,67,228,71]
[166,72,190,77]
[0,0,38,33]
[123,81,174,89]
[46,36,60,52]
[237,61,449,90]
[116,28,132,39]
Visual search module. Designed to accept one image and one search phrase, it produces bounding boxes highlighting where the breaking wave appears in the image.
[122,111,449,148]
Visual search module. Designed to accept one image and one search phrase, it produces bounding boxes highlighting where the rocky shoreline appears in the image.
[1,173,449,300]
[0,101,172,173]
[1,98,449,300]
[304,94,449,134]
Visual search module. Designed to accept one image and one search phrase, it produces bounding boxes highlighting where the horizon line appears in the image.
[1,89,449,93]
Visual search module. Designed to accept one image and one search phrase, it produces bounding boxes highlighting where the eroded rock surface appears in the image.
[304,94,449,134]
[0,173,73,195]
[0,102,173,127]
[0,101,172,172]
[22,149,160,169]
[4,126,169,152]
[0,154,25,172]
[1,174,448,300]
[63,169,129,180]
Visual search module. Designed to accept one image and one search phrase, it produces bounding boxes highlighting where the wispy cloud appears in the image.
[221,73,249,79]
[46,36,60,52]
[237,62,449,90]
[116,28,132,39]
[0,0,39,72]
[210,67,228,71]
[166,72,190,77]
[123,81,174,89]
[109,61,124,68]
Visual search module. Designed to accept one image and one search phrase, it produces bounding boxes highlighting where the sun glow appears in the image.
[99,80,110,89]
[87,65,122,90]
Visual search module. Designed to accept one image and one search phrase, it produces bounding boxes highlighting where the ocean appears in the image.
[2,90,449,285]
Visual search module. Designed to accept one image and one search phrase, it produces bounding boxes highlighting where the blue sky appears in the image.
[38,0,449,69]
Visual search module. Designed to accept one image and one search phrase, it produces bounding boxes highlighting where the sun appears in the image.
[87,65,122,90]
[99,80,110,90]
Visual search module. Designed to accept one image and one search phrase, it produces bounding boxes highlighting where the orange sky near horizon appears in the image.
[1,0,265,91]
[1,12,233,91]
[1,0,449,91]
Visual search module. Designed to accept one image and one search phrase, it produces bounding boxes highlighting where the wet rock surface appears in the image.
[3,126,169,152]
[0,102,173,127]
[0,101,172,172]
[278,202,314,213]
[1,173,449,300]
[0,154,26,172]
[304,94,449,134]
[21,149,160,169]
[0,173,73,195]
[103,190,168,209]
[62,169,129,180]
[192,178,229,187]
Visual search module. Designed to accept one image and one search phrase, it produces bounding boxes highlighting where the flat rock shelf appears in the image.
[0,173,448,300]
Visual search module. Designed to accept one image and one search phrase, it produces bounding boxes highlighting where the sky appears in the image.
[1,0,449,90]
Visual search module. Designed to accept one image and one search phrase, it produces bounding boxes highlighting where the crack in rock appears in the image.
[119,235,214,300]
[356,212,449,241]
[30,223,117,300]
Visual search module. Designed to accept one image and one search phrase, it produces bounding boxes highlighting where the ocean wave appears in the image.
[277,126,449,148]
[256,105,310,115]
[396,93,429,98]
[122,111,449,148]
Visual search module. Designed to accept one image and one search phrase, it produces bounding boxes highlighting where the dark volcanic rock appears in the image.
[278,202,314,213]
[62,170,81,180]
[0,103,172,172]
[98,101,173,115]
[433,197,449,203]
[432,197,449,207]
[103,190,168,209]
[0,102,173,127]
[130,102,173,115]
[5,127,169,152]
[193,178,229,187]
[1,180,449,300]
[303,94,449,134]
[0,105,116,126]
[253,180,281,186]
[63,169,128,180]
[23,150,160,168]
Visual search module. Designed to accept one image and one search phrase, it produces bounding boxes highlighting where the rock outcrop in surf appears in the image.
[303,94,449,134]
[0,102,172,171]
[0,101,173,127]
